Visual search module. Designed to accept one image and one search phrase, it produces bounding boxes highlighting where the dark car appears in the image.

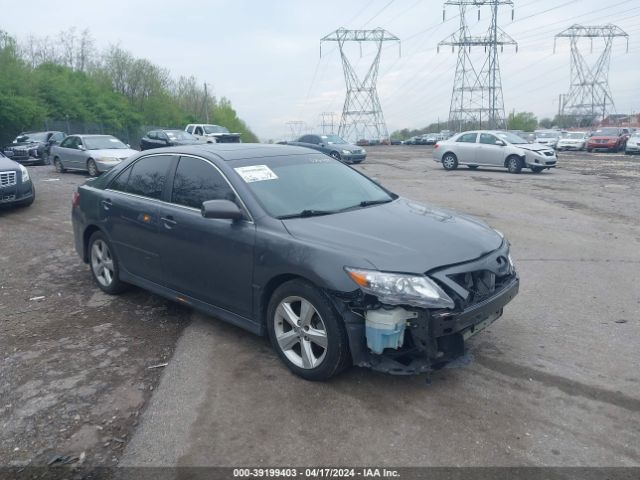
[586,127,626,152]
[140,129,201,150]
[0,152,35,207]
[71,144,518,380]
[287,134,366,163]
[4,131,66,165]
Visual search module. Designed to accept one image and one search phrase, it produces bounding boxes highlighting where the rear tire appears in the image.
[88,231,127,295]
[506,155,523,174]
[53,157,66,173]
[442,153,458,170]
[586,148,592,153]
[267,279,350,381]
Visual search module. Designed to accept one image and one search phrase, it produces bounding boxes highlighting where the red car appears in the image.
[586,127,626,153]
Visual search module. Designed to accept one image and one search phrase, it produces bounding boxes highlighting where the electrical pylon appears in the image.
[555,24,629,126]
[320,112,337,135]
[439,1,517,131]
[286,120,306,140]
[321,28,400,142]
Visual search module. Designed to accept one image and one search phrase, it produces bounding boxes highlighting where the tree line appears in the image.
[0,28,258,146]
[390,111,593,140]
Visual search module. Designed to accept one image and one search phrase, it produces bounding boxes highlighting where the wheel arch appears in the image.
[504,153,524,168]
[260,273,311,325]
[82,224,104,263]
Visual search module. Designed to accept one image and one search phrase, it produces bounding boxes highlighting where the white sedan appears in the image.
[433,130,557,174]
[556,132,587,151]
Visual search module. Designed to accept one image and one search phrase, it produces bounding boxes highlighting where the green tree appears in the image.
[506,111,537,131]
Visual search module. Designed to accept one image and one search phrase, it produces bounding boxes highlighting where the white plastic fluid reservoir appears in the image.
[365,308,417,355]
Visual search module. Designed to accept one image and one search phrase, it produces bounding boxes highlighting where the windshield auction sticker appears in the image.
[234,165,278,183]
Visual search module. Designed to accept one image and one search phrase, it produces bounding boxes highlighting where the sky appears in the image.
[1,0,639,140]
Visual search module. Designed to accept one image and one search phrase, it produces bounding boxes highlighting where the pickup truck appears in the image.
[185,124,241,143]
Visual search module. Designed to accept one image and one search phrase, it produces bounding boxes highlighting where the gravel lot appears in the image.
[1,146,639,470]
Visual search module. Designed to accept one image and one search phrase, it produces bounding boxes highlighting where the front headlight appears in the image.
[97,156,120,162]
[345,267,455,309]
[19,164,29,182]
[341,149,352,155]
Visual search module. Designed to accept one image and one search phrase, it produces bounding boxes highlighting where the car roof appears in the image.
[143,143,321,161]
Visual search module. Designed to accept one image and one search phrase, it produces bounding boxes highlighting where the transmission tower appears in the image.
[286,120,306,140]
[321,28,400,143]
[320,112,337,135]
[554,24,629,126]
[439,1,517,131]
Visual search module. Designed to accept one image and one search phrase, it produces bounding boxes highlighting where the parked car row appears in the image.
[286,134,367,163]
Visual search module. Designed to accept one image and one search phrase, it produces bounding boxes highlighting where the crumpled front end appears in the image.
[332,242,519,375]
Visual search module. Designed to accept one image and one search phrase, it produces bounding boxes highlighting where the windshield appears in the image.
[233,155,395,219]
[17,132,48,142]
[321,135,347,145]
[495,132,529,144]
[535,132,558,139]
[203,125,229,134]
[565,132,586,139]
[593,128,619,136]
[166,130,195,141]
[83,136,128,150]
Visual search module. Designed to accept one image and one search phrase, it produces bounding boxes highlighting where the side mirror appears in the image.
[201,199,244,220]
[495,140,505,146]
[126,144,131,148]
[78,145,86,151]
[318,142,325,147]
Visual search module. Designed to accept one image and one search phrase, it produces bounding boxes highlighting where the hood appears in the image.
[88,148,138,159]
[589,135,618,140]
[0,155,20,170]
[10,140,41,148]
[172,139,202,145]
[283,198,502,274]
[330,142,363,151]
[558,138,584,142]
[518,143,553,152]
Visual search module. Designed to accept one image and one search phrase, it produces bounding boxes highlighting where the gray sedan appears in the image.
[51,135,138,177]
[71,144,518,380]
[288,134,366,163]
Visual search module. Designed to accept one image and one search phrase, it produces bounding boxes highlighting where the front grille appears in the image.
[429,245,517,311]
[0,194,16,202]
[7,148,30,160]
[0,171,17,188]
[448,270,515,309]
[545,161,556,165]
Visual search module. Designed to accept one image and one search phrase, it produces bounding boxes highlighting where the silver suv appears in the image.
[433,130,557,174]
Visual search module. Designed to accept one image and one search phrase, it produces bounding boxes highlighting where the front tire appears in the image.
[531,166,544,173]
[506,155,523,174]
[267,279,350,381]
[329,151,342,161]
[88,231,127,295]
[87,159,99,177]
[441,153,458,170]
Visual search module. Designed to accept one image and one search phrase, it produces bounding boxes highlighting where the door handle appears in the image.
[161,215,177,228]
[101,199,112,210]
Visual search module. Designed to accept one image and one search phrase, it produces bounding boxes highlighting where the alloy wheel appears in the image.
[274,296,328,369]
[91,239,115,287]
[87,160,98,177]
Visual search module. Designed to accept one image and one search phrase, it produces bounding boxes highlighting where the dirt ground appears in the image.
[0,169,190,469]
[1,146,638,472]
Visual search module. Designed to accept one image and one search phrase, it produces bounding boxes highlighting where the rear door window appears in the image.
[110,155,173,200]
[479,133,498,145]
[457,133,478,143]
[171,156,235,209]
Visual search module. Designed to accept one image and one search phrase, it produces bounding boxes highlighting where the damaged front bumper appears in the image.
[333,246,520,375]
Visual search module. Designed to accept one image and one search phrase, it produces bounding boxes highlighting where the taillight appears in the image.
[72,191,80,208]
[434,143,439,149]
